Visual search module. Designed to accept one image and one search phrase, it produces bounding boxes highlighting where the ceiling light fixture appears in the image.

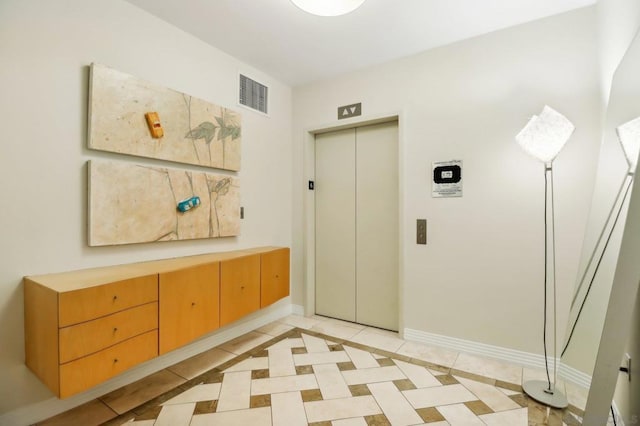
[290,0,366,16]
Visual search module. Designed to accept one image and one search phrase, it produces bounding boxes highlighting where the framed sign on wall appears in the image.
[432,160,462,198]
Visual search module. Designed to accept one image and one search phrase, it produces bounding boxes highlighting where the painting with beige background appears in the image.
[89,63,241,171]
[88,160,240,246]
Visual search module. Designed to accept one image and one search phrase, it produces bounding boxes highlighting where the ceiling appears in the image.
[126,0,596,87]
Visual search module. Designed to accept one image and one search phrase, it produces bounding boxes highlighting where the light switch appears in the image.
[417,219,427,245]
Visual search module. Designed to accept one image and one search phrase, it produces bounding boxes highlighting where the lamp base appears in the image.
[523,380,568,409]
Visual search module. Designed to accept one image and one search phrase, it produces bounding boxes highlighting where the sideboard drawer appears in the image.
[59,330,158,398]
[58,275,158,327]
[59,302,158,364]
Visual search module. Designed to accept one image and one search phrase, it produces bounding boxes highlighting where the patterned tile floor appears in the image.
[40,315,598,426]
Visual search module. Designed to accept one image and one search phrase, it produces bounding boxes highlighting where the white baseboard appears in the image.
[404,327,591,389]
[558,362,591,389]
[611,401,625,426]
[0,301,294,426]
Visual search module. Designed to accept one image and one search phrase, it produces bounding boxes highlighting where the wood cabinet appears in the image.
[220,254,261,326]
[24,274,159,398]
[159,263,220,354]
[260,247,290,307]
[24,246,289,398]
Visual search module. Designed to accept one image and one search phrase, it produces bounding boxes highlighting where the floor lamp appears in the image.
[516,105,575,409]
[562,116,640,357]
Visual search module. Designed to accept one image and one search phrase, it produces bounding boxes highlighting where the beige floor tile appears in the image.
[452,353,522,385]
[167,347,236,379]
[437,403,485,425]
[268,345,297,377]
[39,399,117,426]
[350,329,405,353]
[497,386,520,396]
[190,406,272,426]
[363,327,399,337]
[256,320,295,336]
[479,407,528,425]
[163,383,222,405]
[311,322,366,341]
[216,370,251,412]
[154,402,195,426]
[218,331,273,355]
[403,384,476,409]
[304,395,382,423]
[272,391,307,426]
[455,376,520,412]
[342,365,406,386]
[343,345,379,369]
[396,341,459,368]
[314,363,352,399]
[223,356,269,373]
[268,337,305,349]
[252,372,319,395]
[294,350,351,366]
[368,381,423,425]
[100,370,186,414]
[331,417,368,426]
[393,359,442,388]
[280,314,323,329]
[303,333,331,353]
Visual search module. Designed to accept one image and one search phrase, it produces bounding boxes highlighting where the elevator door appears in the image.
[315,121,398,331]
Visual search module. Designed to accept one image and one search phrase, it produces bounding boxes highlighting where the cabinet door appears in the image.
[261,248,290,307]
[159,263,220,354]
[220,255,260,326]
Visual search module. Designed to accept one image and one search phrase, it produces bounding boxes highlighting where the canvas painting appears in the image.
[88,63,241,171]
[88,160,240,246]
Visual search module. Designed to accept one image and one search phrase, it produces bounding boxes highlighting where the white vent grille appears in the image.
[239,74,268,114]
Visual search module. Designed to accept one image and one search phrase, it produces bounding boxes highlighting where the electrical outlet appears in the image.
[624,353,632,382]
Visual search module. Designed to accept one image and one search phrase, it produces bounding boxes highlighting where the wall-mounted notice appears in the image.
[432,160,462,198]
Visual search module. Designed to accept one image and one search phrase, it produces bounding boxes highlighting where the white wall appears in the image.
[291,7,600,355]
[597,0,640,102]
[596,0,640,422]
[0,0,292,418]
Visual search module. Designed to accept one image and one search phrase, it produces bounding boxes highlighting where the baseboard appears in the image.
[558,362,592,389]
[404,327,591,389]
[0,301,294,426]
[611,401,625,426]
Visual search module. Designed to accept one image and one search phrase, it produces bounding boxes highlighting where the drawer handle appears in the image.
[241,286,245,291]
[113,358,118,364]
[113,327,118,333]
[275,274,279,278]
[113,295,118,302]
[191,302,196,307]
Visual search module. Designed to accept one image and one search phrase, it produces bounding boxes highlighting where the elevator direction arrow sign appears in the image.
[338,103,362,120]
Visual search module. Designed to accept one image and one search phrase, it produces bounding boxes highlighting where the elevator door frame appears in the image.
[303,113,404,335]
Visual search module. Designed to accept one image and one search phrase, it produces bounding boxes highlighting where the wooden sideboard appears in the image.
[24,246,290,398]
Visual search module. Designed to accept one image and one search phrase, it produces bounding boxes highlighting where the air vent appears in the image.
[239,74,268,114]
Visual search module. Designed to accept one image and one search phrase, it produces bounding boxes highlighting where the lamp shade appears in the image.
[516,106,575,163]
[616,116,640,172]
[290,0,366,16]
